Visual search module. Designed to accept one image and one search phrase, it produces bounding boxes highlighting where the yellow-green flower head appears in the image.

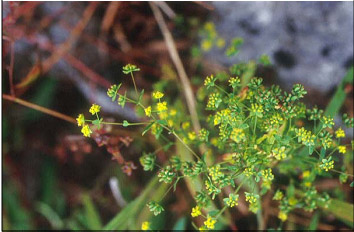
[201,40,213,52]
[152,91,164,99]
[188,132,196,141]
[245,192,258,204]
[144,106,152,117]
[338,145,346,154]
[243,167,255,177]
[204,75,216,87]
[208,165,222,181]
[81,125,92,137]
[224,193,239,207]
[216,38,225,48]
[156,101,168,112]
[141,221,150,230]
[278,211,288,222]
[228,77,241,88]
[261,168,274,181]
[122,64,140,74]
[76,114,85,127]
[89,104,101,115]
[272,146,286,160]
[191,206,202,217]
[251,103,264,116]
[204,216,216,229]
[335,128,346,138]
[322,116,335,128]
[320,157,334,171]
[273,190,284,201]
[230,128,246,143]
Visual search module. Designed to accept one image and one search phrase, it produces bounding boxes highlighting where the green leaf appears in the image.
[324,67,353,118]
[103,176,162,230]
[123,120,129,127]
[82,194,102,230]
[320,148,326,160]
[92,118,103,129]
[309,212,320,230]
[350,181,354,187]
[35,202,64,229]
[142,122,154,136]
[172,217,187,230]
[138,89,145,105]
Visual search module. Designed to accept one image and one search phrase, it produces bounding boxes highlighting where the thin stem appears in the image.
[130,72,138,96]
[215,84,229,95]
[331,169,354,177]
[3,94,76,124]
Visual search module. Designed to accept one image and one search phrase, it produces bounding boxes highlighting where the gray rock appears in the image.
[209,1,353,93]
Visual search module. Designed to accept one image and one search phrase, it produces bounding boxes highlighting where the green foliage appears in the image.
[77,29,354,230]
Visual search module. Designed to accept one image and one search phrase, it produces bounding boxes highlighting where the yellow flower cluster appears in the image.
[244,167,255,177]
[230,128,245,143]
[144,106,152,117]
[278,211,288,221]
[245,193,258,204]
[335,128,345,138]
[338,145,346,154]
[81,125,92,138]
[204,75,215,86]
[152,91,164,99]
[191,206,202,217]
[296,127,315,146]
[204,216,216,229]
[261,168,274,181]
[207,93,221,109]
[251,103,263,114]
[141,221,150,230]
[224,193,239,207]
[156,101,168,112]
[320,159,334,171]
[208,165,222,181]
[273,190,284,201]
[89,103,101,115]
[270,113,283,127]
[76,114,85,127]
[322,116,335,128]
[272,147,286,160]
[76,113,92,137]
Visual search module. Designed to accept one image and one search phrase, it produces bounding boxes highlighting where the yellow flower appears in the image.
[216,38,225,48]
[303,170,310,178]
[278,211,288,221]
[188,132,196,141]
[201,40,212,51]
[338,145,346,154]
[141,221,150,230]
[170,109,177,116]
[152,91,164,99]
[335,128,345,138]
[191,206,202,217]
[81,125,92,137]
[144,106,152,117]
[76,114,85,127]
[204,216,216,229]
[89,104,101,115]
[156,101,168,112]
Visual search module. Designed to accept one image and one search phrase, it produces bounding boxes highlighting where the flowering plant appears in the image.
[77,50,353,230]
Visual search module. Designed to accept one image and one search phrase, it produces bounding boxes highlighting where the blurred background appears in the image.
[2,1,353,230]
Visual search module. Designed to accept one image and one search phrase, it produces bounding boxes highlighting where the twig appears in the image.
[16,2,98,91]
[3,94,76,124]
[149,2,201,135]
[100,2,121,33]
[155,2,176,19]
[193,1,215,11]
[9,41,15,96]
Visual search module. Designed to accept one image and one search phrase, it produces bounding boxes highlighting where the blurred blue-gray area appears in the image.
[210,1,353,93]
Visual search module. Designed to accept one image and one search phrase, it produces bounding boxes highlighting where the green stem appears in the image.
[130,72,138,96]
